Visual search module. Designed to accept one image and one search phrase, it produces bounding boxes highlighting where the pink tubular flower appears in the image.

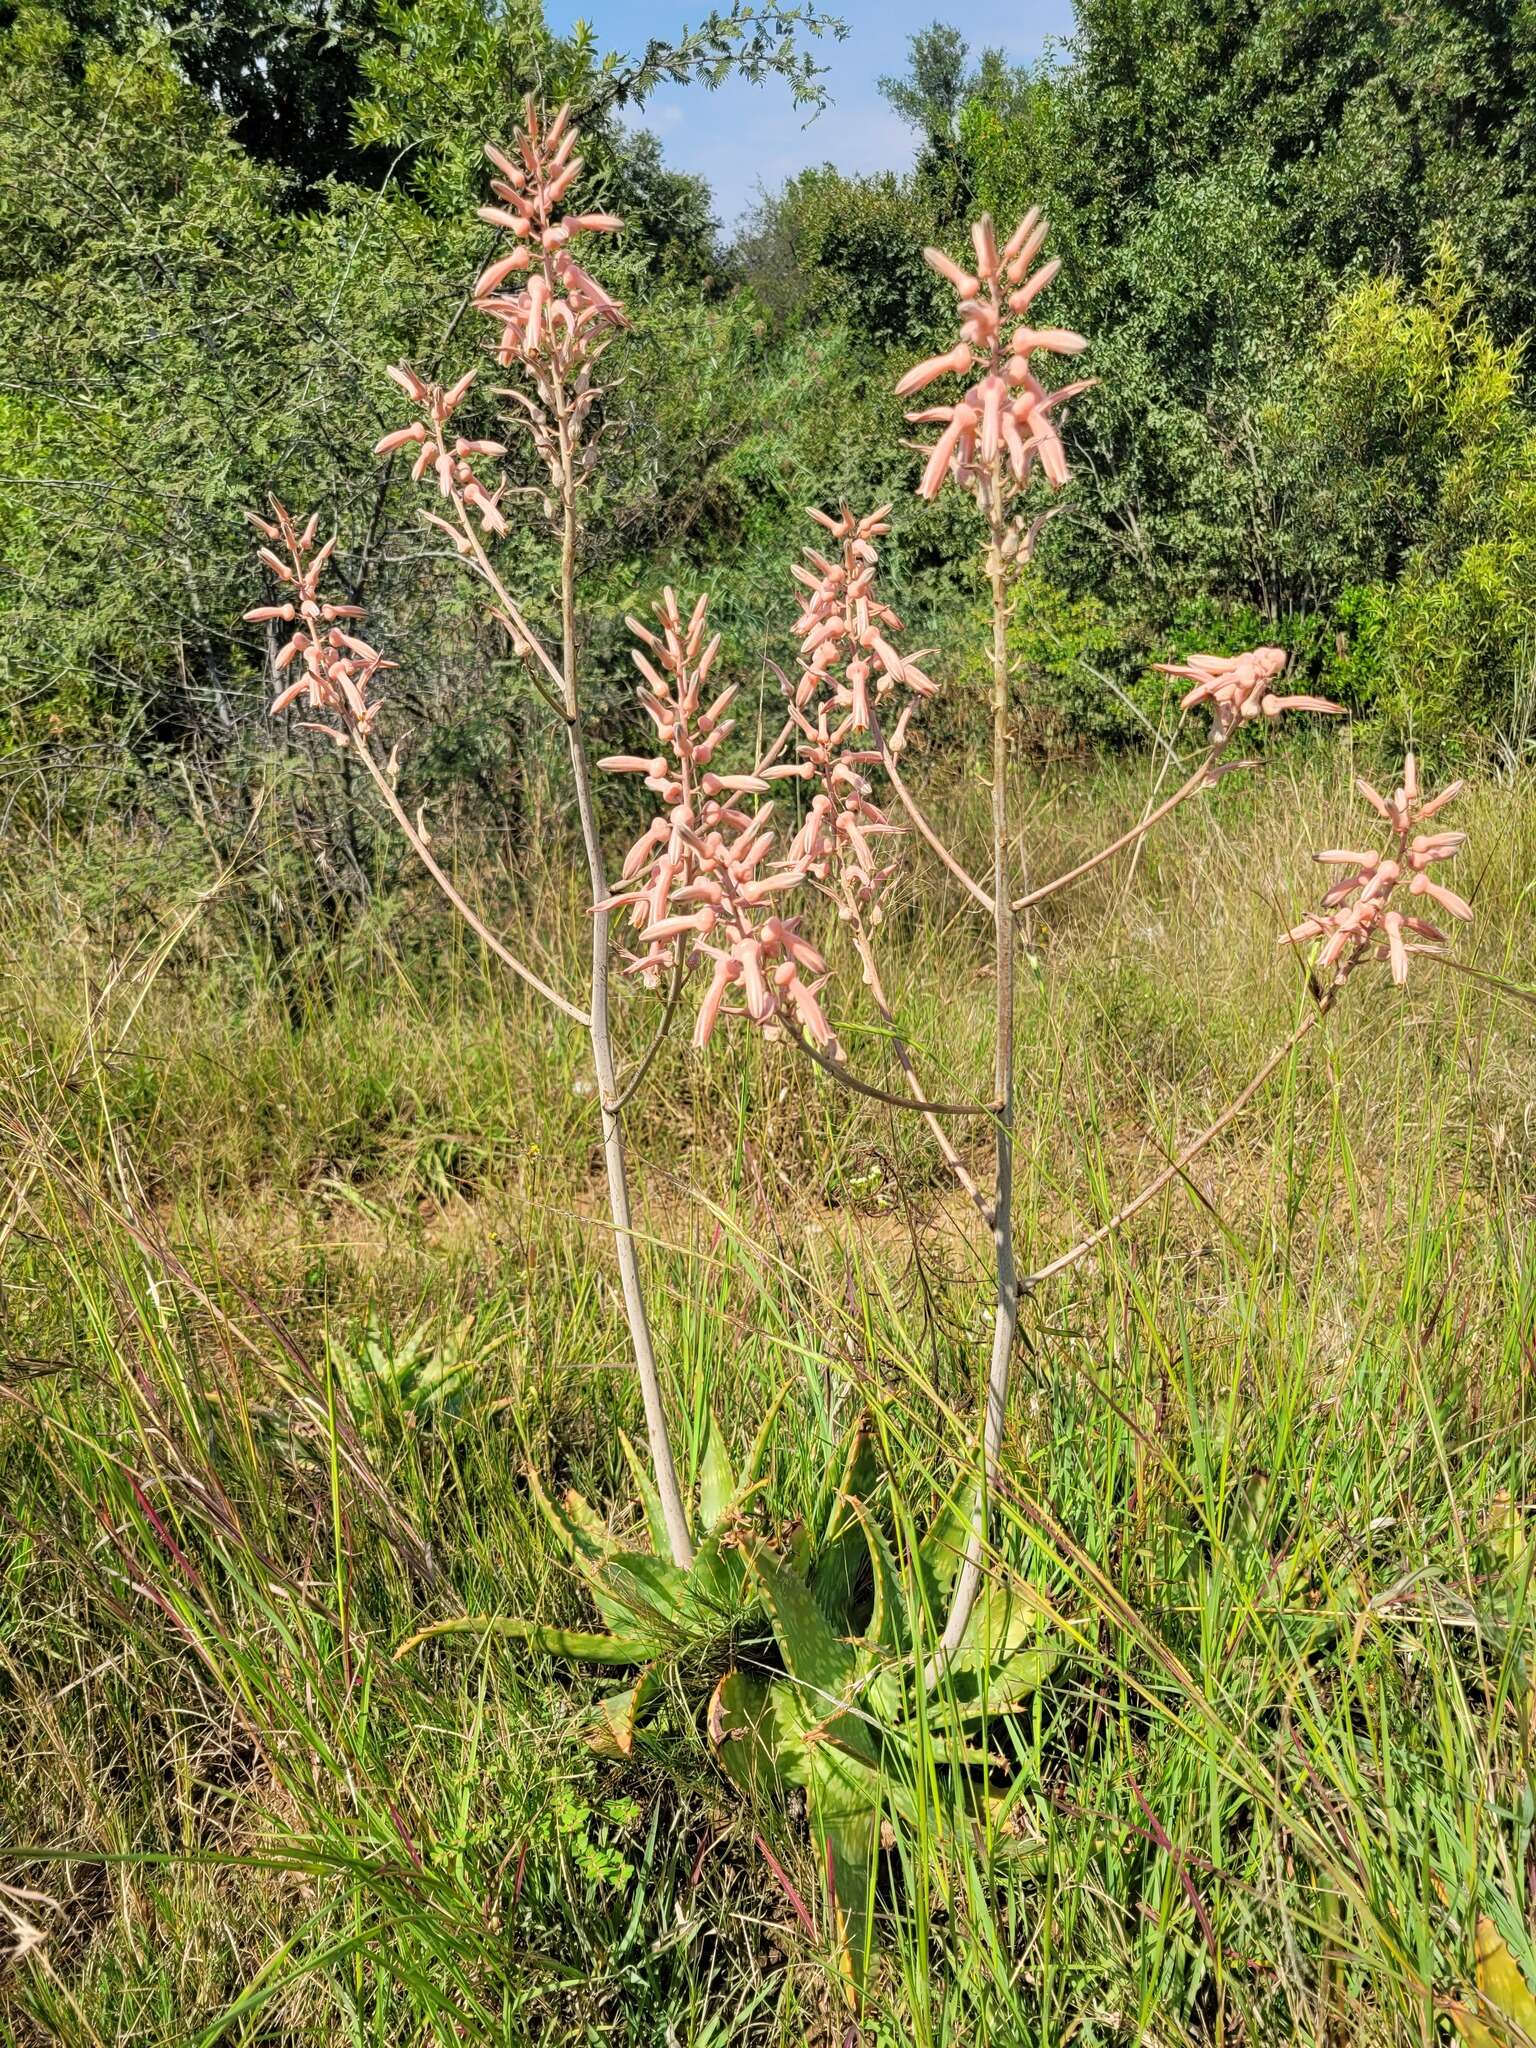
[475,102,629,369]
[1152,646,1344,749]
[245,500,393,745]
[898,209,1093,518]
[471,99,627,490]
[777,505,933,924]
[596,591,837,1052]
[375,367,509,539]
[1280,753,1470,987]
[376,98,627,535]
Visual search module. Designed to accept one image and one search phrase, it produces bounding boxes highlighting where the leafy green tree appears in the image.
[877,21,972,144]
[945,0,1536,739]
[7,0,1536,804]
[737,166,946,348]
[1271,259,1536,741]
[0,0,849,800]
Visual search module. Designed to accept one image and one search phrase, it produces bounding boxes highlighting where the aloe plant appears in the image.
[397,1408,1061,1993]
[334,1313,476,1430]
[1456,1915,1536,2047]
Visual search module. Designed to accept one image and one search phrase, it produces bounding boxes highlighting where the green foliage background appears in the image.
[4,0,1536,825]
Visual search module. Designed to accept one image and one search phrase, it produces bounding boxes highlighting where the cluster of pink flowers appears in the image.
[1281,755,1471,985]
[376,99,625,511]
[1153,645,1343,749]
[246,500,391,746]
[374,369,508,545]
[598,592,836,1051]
[473,100,626,366]
[598,511,941,1048]
[786,505,934,731]
[897,210,1092,505]
[776,506,933,920]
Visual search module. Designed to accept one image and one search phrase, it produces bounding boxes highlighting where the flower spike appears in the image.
[246,501,390,745]
[899,211,1093,532]
[1281,756,1471,988]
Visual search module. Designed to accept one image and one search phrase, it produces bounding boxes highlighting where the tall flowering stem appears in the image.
[256,100,694,1569]
[481,100,692,1568]
[896,213,1356,1663]
[899,212,1089,1661]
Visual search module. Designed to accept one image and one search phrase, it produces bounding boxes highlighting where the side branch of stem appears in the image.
[1023,1009,1320,1289]
[351,734,589,1026]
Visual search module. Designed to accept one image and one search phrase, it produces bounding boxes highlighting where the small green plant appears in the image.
[332,1312,477,1430]
[542,1788,642,1891]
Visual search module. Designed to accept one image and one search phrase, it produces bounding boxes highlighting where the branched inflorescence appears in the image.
[598,592,834,1051]
[375,96,626,543]
[243,93,1517,1746]
[597,510,940,1052]
[1281,755,1471,986]
[248,500,392,746]
[898,209,1091,544]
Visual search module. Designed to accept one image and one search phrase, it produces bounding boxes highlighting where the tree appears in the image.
[945,0,1536,737]
[877,21,972,145]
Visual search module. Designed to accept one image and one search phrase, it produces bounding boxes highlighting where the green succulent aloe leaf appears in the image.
[696,1405,738,1532]
[836,1491,910,1656]
[618,1430,673,1558]
[818,1423,881,1531]
[1457,1913,1536,2047]
[913,1477,975,1621]
[529,1465,703,1643]
[525,1469,636,1631]
[393,1614,656,1665]
[808,1736,882,2004]
[593,1548,693,1632]
[528,1467,609,1568]
[707,1666,884,2001]
[936,1582,1061,1724]
[707,1667,812,1801]
[811,1501,873,1636]
[742,1541,882,1765]
[586,1667,663,1758]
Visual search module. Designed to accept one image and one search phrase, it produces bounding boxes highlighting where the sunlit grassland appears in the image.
[3,739,1536,2046]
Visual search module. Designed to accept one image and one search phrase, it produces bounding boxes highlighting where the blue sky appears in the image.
[547,1,1079,232]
